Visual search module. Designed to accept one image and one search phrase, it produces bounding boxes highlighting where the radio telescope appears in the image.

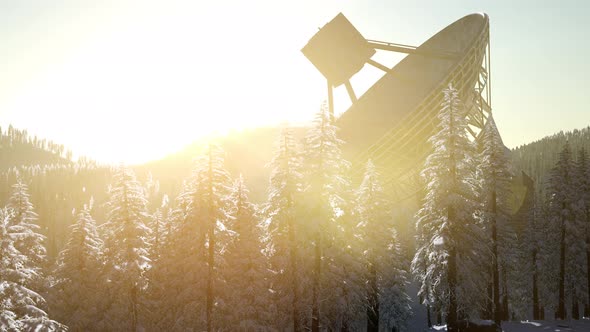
[302,13,492,202]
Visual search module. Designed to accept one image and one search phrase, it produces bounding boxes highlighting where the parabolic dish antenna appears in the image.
[302,13,492,202]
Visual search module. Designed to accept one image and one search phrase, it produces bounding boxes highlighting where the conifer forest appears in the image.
[2,84,590,331]
[2,2,590,332]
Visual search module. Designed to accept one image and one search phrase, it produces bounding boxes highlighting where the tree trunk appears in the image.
[131,284,138,332]
[289,217,300,332]
[207,226,215,332]
[446,106,458,332]
[491,190,501,325]
[501,266,509,321]
[532,246,540,320]
[367,261,379,332]
[486,280,493,320]
[572,292,579,320]
[447,243,458,332]
[206,149,215,332]
[342,266,351,332]
[341,320,349,332]
[586,210,590,318]
[284,136,300,332]
[311,234,321,332]
[426,292,432,328]
[557,202,566,320]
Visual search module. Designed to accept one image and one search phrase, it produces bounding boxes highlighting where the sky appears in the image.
[1,0,588,164]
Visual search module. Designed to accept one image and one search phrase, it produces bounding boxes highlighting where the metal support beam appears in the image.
[367,59,391,73]
[344,80,357,104]
[367,39,460,60]
[350,19,492,203]
[327,80,335,122]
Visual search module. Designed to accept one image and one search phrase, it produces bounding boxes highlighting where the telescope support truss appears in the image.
[347,22,492,203]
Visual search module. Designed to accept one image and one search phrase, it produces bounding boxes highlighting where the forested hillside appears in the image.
[511,126,590,193]
[3,115,590,331]
[0,125,71,170]
[1,107,413,331]
[0,125,303,259]
[0,125,112,257]
[142,126,307,203]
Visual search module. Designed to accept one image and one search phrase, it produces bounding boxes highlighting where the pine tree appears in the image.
[411,84,483,331]
[577,148,590,317]
[302,102,350,332]
[149,195,169,262]
[147,181,206,330]
[6,178,46,284]
[537,190,558,319]
[328,184,365,332]
[1,207,65,331]
[548,142,586,319]
[356,160,411,331]
[220,176,271,330]
[156,144,232,331]
[195,144,232,332]
[477,115,512,324]
[101,166,151,331]
[142,195,175,330]
[264,126,305,331]
[50,199,103,330]
[0,207,23,330]
[518,183,550,320]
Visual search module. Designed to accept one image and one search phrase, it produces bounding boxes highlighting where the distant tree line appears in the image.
[512,126,590,195]
[0,125,74,167]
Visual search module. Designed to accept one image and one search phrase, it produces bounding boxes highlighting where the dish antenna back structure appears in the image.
[302,13,492,202]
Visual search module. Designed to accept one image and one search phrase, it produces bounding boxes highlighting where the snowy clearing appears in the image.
[427,320,590,332]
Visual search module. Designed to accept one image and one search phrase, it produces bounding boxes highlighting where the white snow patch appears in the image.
[433,236,444,247]
[521,320,542,327]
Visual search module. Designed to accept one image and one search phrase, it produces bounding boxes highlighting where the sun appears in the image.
[2,2,341,164]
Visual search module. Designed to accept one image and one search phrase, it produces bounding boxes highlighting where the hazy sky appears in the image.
[1,0,588,163]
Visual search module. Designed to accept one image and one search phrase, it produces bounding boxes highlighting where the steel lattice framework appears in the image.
[303,13,492,203]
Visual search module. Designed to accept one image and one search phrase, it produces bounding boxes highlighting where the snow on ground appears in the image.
[425,320,590,332]
[502,320,590,331]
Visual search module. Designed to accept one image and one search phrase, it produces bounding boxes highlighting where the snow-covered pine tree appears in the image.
[149,195,169,262]
[6,177,46,285]
[142,196,173,330]
[411,84,483,332]
[533,189,547,318]
[0,207,66,331]
[155,144,232,331]
[101,166,151,331]
[219,175,271,330]
[145,181,202,330]
[327,180,365,331]
[548,142,586,319]
[412,198,441,326]
[568,148,589,320]
[477,115,513,324]
[301,102,351,332]
[143,171,160,212]
[264,126,305,331]
[356,160,411,331]
[515,178,562,321]
[50,199,103,330]
[577,148,590,316]
[193,144,232,332]
[537,189,559,318]
[524,188,545,320]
